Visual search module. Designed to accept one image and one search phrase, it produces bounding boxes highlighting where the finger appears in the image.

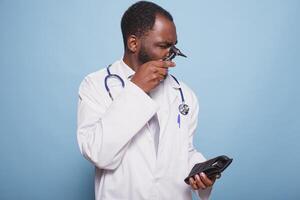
[153,60,176,68]
[150,73,164,83]
[189,177,198,190]
[195,174,206,189]
[162,60,176,68]
[157,74,165,81]
[199,172,213,187]
[156,67,168,77]
[189,177,194,185]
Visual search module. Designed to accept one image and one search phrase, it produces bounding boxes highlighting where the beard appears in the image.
[138,44,153,64]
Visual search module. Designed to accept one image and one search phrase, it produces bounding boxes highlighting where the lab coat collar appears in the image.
[119,59,135,79]
[106,60,135,88]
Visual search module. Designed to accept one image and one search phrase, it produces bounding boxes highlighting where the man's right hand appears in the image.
[131,60,176,93]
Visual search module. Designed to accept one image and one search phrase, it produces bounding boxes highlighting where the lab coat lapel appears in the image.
[153,82,168,139]
[156,75,179,140]
[165,75,180,106]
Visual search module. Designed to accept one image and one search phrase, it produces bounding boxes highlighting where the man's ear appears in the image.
[127,35,140,53]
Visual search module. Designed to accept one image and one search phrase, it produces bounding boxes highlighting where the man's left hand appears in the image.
[188,172,216,190]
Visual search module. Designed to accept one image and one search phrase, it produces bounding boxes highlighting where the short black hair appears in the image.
[121,1,173,48]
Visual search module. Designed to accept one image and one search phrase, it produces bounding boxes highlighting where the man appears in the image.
[77,1,216,199]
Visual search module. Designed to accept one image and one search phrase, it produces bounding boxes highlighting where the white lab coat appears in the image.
[77,60,212,200]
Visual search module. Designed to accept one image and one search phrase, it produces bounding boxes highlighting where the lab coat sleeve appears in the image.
[77,76,158,170]
[187,90,212,200]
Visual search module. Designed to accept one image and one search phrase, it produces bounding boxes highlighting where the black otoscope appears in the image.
[164,46,187,61]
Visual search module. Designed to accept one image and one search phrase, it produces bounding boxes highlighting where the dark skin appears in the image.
[123,14,216,190]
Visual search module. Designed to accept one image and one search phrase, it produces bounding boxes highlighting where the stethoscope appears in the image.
[104,46,189,127]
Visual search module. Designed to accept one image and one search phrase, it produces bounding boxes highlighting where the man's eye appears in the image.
[159,45,168,48]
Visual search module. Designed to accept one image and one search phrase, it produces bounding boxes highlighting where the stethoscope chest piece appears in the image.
[179,103,189,115]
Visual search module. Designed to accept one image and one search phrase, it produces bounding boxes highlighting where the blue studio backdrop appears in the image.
[0,1,299,199]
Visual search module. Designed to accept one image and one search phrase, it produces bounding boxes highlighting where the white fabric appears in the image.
[77,59,212,200]
[147,113,160,156]
[148,89,160,156]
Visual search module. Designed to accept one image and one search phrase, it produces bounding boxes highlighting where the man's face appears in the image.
[137,14,177,64]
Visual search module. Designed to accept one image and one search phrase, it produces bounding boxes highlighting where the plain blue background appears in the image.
[1,0,299,199]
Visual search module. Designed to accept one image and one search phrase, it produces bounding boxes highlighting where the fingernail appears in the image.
[200,172,205,177]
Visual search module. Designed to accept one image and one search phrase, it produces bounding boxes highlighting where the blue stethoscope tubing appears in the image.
[104,65,125,101]
[104,65,189,127]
